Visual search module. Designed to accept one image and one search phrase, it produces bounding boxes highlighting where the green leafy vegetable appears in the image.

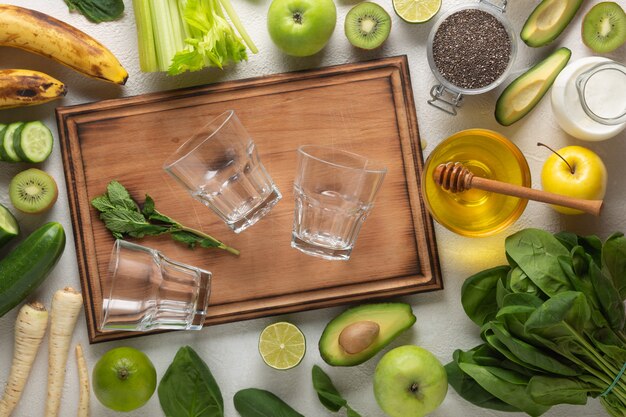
[448,228,626,417]
[461,265,509,326]
[233,388,305,417]
[64,0,124,22]
[158,346,224,417]
[91,180,239,255]
[131,0,257,74]
[312,365,362,417]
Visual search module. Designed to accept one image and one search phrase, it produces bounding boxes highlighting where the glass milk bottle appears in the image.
[551,57,626,141]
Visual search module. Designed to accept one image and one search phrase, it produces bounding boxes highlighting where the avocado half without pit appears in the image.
[319,303,417,366]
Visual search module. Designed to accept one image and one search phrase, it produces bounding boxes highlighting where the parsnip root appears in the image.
[75,344,89,417]
[45,287,83,417]
[0,302,48,417]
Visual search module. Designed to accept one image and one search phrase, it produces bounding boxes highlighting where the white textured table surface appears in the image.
[1,0,625,416]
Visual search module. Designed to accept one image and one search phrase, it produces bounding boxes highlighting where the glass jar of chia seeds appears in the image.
[426,0,517,115]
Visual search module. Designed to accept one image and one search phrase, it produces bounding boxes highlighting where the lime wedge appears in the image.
[393,0,441,23]
[258,322,306,370]
[0,203,19,248]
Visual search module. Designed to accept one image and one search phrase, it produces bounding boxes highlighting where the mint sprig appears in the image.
[91,181,239,256]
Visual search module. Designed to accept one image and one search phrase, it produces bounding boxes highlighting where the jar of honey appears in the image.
[422,129,530,237]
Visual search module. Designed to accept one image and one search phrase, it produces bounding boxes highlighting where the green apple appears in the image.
[540,145,607,215]
[374,345,448,417]
[267,0,337,57]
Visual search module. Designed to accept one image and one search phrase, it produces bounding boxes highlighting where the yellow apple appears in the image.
[540,145,607,215]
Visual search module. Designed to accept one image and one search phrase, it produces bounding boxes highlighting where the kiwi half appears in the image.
[9,168,58,214]
[582,1,626,53]
[345,2,391,50]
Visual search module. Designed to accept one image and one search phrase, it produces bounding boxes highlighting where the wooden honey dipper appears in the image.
[433,162,603,216]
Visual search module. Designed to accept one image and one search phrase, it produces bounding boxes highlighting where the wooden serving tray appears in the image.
[56,56,442,343]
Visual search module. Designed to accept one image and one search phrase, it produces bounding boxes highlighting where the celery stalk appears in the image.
[150,0,182,71]
[132,0,158,72]
[218,0,258,54]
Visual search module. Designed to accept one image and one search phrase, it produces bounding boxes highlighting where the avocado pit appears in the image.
[338,320,380,354]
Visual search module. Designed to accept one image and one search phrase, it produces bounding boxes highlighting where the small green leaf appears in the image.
[142,194,155,216]
[233,388,304,417]
[312,365,345,412]
[462,266,510,326]
[312,365,362,416]
[106,181,139,212]
[158,346,224,417]
[100,209,149,234]
[64,0,124,22]
[91,195,115,213]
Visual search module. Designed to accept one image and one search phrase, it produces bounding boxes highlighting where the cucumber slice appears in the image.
[0,203,20,248]
[0,122,24,162]
[14,121,54,163]
[0,124,6,162]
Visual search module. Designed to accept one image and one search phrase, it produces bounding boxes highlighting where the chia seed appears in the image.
[432,9,511,90]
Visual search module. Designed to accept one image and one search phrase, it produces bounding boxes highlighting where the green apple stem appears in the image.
[537,142,574,174]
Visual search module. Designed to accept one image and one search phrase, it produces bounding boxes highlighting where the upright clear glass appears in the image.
[101,240,211,332]
[163,110,281,233]
[292,146,387,261]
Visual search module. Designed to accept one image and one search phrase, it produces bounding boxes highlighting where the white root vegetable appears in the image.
[0,302,48,417]
[75,344,89,417]
[45,287,83,417]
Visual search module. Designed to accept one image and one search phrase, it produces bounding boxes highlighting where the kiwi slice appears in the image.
[9,168,58,214]
[345,2,392,50]
[582,2,626,53]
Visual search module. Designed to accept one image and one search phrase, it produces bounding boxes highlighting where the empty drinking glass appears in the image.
[292,145,387,261]
[101,240,211,332]
[163,110,281,233]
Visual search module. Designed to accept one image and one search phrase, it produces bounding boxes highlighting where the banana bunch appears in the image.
[0,4,128,93]
[0,69,67,110]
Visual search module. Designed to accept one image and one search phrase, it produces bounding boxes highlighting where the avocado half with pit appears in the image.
[495,47,571,126]
[521,0,584,47]
[319,303,416,366]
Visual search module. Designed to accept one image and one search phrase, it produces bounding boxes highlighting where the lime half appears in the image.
[259,322,306,370]
[0,203,19,248]
[393,0,441,23]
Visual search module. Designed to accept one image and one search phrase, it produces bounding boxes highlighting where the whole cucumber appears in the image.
[0,222,65,317]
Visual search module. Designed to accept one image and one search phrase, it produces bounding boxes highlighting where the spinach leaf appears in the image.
[445,352,522,412]
[527,376,596,406]
[505,229,573,297]
[311,365,362,416]
[589,261,625,330]
[158,346,223,417]
[233,389,305,417]
[462,266,510,326]
[603,233,626,300]
[65,0,124,22]
[525,292,591,340]
[457,361,551,416]
[490,322,579,376]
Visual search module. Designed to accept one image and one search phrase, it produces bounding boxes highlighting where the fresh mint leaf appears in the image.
[312,365,362,417]
[142,194,155,217]
[91,181,239,255]
[171,231,202,248]
[149,210,177,225]
[100,209,150,234]
[106,181,139,213]
[91,195,116,213]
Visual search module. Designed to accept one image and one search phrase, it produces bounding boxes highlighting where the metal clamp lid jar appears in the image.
[426,0,517,115]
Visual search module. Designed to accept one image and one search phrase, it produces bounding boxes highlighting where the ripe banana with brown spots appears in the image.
[0,4,128,85]
[0,69,67,109]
